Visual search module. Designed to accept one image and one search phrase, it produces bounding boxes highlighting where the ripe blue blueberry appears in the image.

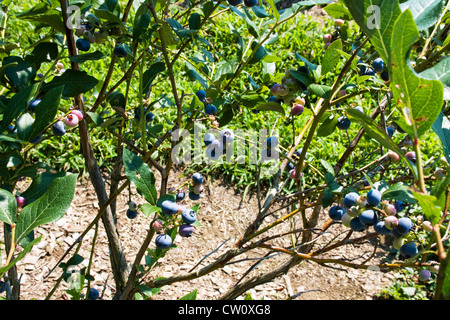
[179,224,194,237]
[328,205,346,221]
[350,217,366,232]
[343,192,359,209]
[364,68,376,76]
[374,220,391,235]
[244,0,258,7]
[336,116,351,130]
[372,58,385,73]
[387,126,395,137]
[204,133,216,146]
[394,201,406,212]
[161,200,179,215]
[126,209,138,219]
[196,89,206,102]
[367,189,382,207]
[30,135,42,144]
[52,120,66,137]
[176,190,186,202]
[380,70,390,82]
[88,287,99,300]
[192,172,204,185]
[395,217,413,235]
[189,191,201,201]
[205,104,217,115]
[146,112,155,122]
[359,209,377,226]
[0,281,6,293]
[28,99,41,112]
[155,234,172,249]
[181,208,197,225]
[399,242,418,258]
[76,38,91,52]
[113,46,128,57]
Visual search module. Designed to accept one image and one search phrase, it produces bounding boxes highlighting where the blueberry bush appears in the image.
[0,0,449,300]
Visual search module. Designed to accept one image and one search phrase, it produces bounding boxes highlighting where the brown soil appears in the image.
[2,166,395,301]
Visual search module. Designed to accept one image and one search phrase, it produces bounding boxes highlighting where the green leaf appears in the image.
[123,148,158,205]
[0,236,41,276]
[3,56,36,90]
[188,12,201,30]
[420,57,450,101]
[432,111,450,163]
[412,191,442,225]
[16,113,35,141]
[69,50,105,63]
[42,69,99,97]
[346,108,418,178]
[0,188,17,225]
[344,0,402,69]
[317,114,337,137]
[265,0,280,20]
[256,101,285,114]
[382,182,417,203]
[140,203,160,217]
[321,39,342,75]
[400,0,444,31]
[25,42,58,69]
[26,86,63,141]
[324,3,352,20]
[0,83,38,133]
[15,174,78,245]
[142,62,166,94]
[179,289,197,300]
[308,84,332,100]
[21,171,68,204]
[390,9,444,138]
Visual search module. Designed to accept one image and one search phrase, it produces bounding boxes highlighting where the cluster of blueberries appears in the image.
[328,188,429,259]
[227,0,259,7]
[74,16,127,58]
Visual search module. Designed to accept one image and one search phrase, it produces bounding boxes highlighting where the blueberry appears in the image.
[179,224,194,237]
[189,191,201,201]
[0,281,6,293]
[380,70,390,82]
[343,192,359,209]
[395,217,413,235]
[113,46,128,58]
[418,269,431,282]
[399,242,418,258]
[394,201,406,212]
[88,287,99,300]
[204,133,216,146]
[30,134,42,144]
[76,38,91,52]
[228,0,242,5]
[372,58,385,73]
[28,99,41,112]
[196,89,206,102]
[367,189,382,207]
[387,126,395,137]
[181,208,197,225]
[155,234,172,249]
[16,196,26,208]
[220,129,234,145]
[357,61,367,76]
[135,107,153,122]
[126,209,138,219]
[205,104,217,115]
[350,217,366,232]
[359,209,377,226]
[52,120,66,137]
[328,205,346,221]
[161,200,179,215]
[244,0,258,7]
[336,116,351,130]
[176,190,186,202]
[146,112,155,122]
[364,68,376,76]
[192,172,204,185]
[374,220,391,235]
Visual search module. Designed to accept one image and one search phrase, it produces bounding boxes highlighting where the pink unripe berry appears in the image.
[71,109,84,121]
[291,104,304,116]
[387,151,400,163]
[16,196,26,208]
[193,184,203,195]
[324,42,331,49]
[64,114,79,127]
[384,216,398,230]
[385,204,397,216]
[338,89,346,97]
[323,33,332,43]
[422,220,433,232]
[355,196,367,207]
[435,168,446,178]
[152,219,164,233]
[334,19,345,26]
[405,151,416,162]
